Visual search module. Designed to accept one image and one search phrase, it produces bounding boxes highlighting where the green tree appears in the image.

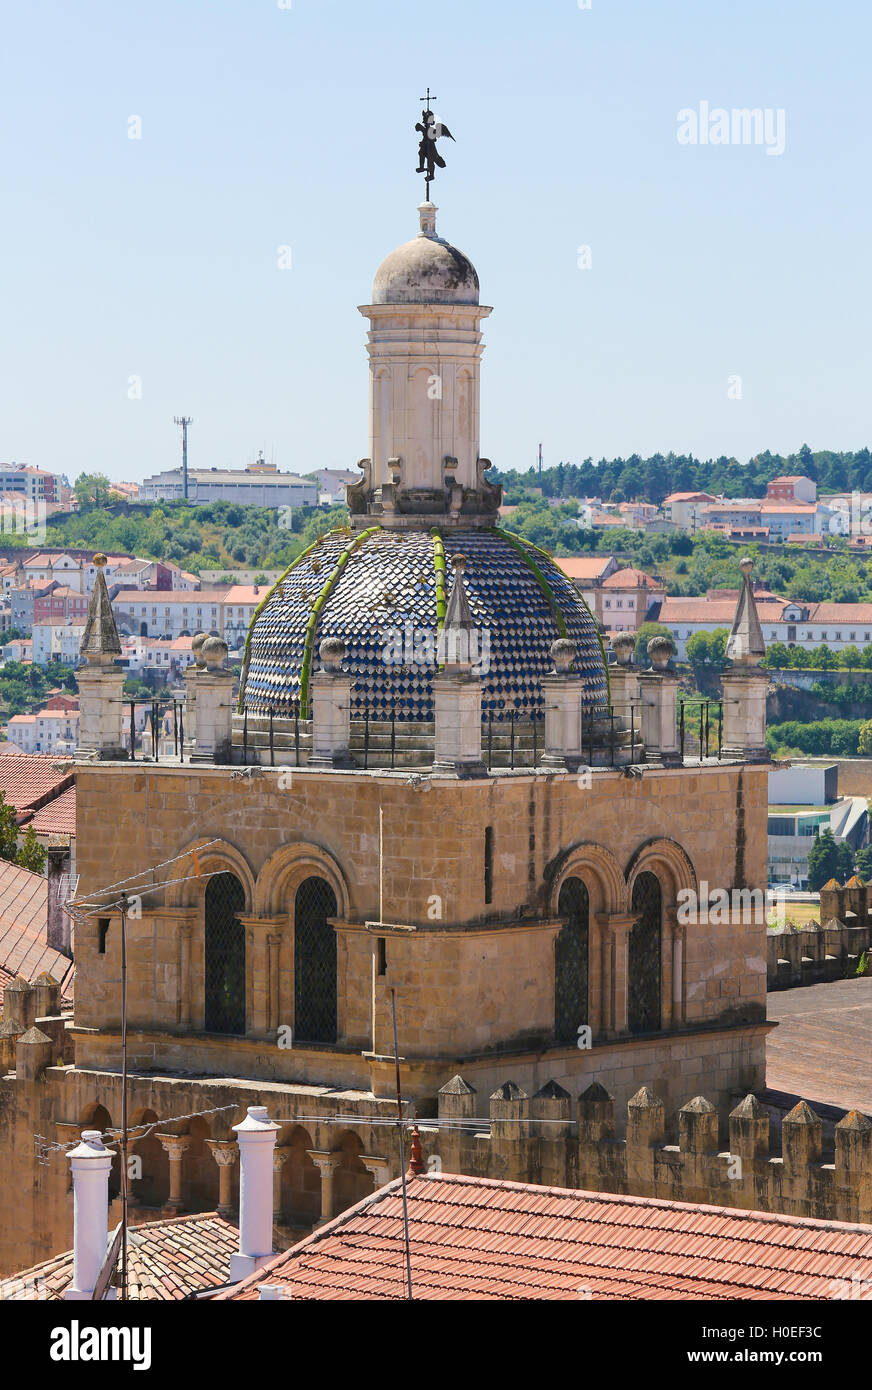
[840,645,863,669]
[763,641,791,669]
[74,473,112,511]
[859,719,872,756]
[854,845,872,879]
[810,644,839,670]
[685,628,729,687]
[634,622,675,667]
[807,828,842,891]
[16,825,46,874]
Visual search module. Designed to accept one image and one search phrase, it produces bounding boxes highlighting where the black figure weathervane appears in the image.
[415,88,455,200]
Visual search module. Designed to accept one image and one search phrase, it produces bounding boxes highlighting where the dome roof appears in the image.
[240,527,608,721]
[372,203,479,305]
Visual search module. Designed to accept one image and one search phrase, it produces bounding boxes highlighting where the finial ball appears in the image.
[550,638,577,673]
[93,553,107,569]
[451,553,466,574]
[740,556,754,576]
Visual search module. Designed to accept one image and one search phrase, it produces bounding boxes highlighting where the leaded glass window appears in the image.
[294,876,338,1044]
[555,876,589,1044]
[629,871,661,1034]
[204,872,246,1035]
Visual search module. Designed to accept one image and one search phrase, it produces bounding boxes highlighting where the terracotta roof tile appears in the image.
[217,1174,872,1301]
[0,1212,238,1300]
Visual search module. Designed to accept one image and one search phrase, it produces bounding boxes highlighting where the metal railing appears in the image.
[678,698,724,761]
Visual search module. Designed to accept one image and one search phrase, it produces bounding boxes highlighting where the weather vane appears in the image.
[415,88,455,201]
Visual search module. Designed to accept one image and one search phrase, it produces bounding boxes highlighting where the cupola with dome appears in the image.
[238,193,609,748]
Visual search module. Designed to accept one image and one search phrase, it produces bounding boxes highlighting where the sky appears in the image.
[1,0,870,486]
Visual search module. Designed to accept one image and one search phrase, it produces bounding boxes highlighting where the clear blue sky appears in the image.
[2,0,870,485]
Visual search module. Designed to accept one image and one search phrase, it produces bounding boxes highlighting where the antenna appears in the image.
[174,417,193,501]
[390,987,414,1301]
[538,443,543,478]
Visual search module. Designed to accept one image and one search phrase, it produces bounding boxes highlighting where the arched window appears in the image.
[294,876,338,1044]
[555,876,590,1043]
[204,872,246,1035]
[629,871,661,1034]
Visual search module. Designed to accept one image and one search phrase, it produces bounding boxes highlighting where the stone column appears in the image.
[661,904,674,1029]
[361,1156,391,1191]
[307,1151,342,1225]
[267,933,282,1036]
[671,910,686,1026]
[721,668,769,761]
[272,1147,290,1220]
[432,554,486,778]
[540,639,585,771]
[157,1133,191,1213]
[183,633,208,757]
[64,1130,117,1301]
[177,917,194,1028]
[207,1140,238,1218]
[191,637,235,764]
[309,638,354,768]
[639,637,680,766]
[608,633,641,719]
[599,913,636,1036]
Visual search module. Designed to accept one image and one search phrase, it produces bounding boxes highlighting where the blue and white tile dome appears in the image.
[240,527,609,721]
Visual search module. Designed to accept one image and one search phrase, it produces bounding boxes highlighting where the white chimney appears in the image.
[257,1283,285,1300]
[229,1105,280,1282]
[64,1130,116,1301]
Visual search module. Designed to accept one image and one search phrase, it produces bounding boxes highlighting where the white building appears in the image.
[660,593,872,660]
[140,463,317,508]
[31,619,86,666]
[111,589,230,641]
[6,708,79,754]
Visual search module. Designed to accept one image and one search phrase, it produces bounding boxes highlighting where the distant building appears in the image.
[140,462,317,508]
[597,567,666,634]
[31,620,86,667]
[766,475,816,504]
[767,763,868,888]
[6,709,79,755]
[0,465,58,505]
[554,555,620,615]
[111,588,231,641]
[662,491,716,529]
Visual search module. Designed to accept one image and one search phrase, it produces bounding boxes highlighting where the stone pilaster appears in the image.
[191,637,234,764]
[639,636,680,766]
[309,638,354,768]
[540,639,585,771]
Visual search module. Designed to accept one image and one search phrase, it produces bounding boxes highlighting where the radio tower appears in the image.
[174,416,193,501]
[538,442,543,478]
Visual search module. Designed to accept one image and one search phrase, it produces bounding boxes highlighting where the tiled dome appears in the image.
[240,527,609,721]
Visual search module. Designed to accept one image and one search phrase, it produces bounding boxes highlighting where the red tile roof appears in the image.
[601,568,663,590]
[0,1212,238,1300]
[217,1173,872,1301]
[0,860,73,1003]
[28,784,76,837]
[660,597,789,625]
[0,754,74,819]
[555,557,614,581]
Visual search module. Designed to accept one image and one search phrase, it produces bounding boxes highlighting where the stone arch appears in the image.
[624,837,697,909]
[276,1125,320,1226]
[548,842,627,918]
[181,1116,218,1212]
[78,1103,120,1200]
[128,1108,167,1209]
[331,1130,372,1215]
[165,837,256,911]
[254,843,351,920]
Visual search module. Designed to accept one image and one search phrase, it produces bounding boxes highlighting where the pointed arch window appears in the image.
[629,871,661,1034]
[204,872,246,1035]
[555,876,589,1044]
[294,876,338,1044]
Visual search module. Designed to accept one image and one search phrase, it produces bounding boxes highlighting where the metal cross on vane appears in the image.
[415,88,455,200]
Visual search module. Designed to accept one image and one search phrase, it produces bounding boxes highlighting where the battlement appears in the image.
[768,916,872,988]
[428,1076,872,1227]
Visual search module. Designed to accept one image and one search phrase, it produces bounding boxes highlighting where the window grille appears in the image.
[294,877,338,1044]
[628,871,661,1034]
[204,872,246,1035]
[555,876,589,1044]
